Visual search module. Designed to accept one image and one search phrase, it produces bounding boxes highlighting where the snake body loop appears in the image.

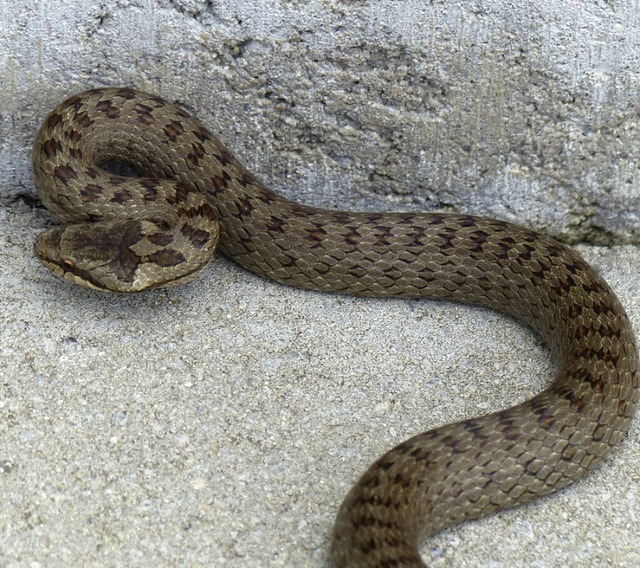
[32,88,638,567]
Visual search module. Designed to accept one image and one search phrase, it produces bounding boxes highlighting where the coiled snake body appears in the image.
[32,88,638,567]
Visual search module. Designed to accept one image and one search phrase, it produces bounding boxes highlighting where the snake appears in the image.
[31,87,638,567]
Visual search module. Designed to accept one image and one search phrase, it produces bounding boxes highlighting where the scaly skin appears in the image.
[32,88,638,567]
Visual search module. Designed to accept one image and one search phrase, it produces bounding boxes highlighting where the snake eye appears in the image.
[61,258,76,270]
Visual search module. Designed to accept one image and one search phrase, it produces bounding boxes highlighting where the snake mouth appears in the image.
[34,228,68,272]
[35,231,108,291]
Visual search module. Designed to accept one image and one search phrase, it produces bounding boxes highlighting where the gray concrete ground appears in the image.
[1,1,639,567]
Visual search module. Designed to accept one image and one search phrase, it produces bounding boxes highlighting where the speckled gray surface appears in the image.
[1,0,640,566]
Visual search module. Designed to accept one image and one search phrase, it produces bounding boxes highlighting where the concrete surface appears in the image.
[1,1,639,567]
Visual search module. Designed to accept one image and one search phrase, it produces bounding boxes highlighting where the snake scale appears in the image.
[32,88,638,567]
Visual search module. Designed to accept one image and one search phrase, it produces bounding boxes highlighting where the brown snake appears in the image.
[32,88,638,567]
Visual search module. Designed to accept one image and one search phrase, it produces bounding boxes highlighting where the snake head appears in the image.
[34,218,219,292]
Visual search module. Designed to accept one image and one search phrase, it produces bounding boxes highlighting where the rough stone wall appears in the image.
[1,0,639,244]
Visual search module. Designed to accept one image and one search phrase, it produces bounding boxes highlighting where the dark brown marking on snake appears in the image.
[468,230,491,254]
[69,129,82,143]
[437,229,457,250]
[147,249,186,267]
[80,184,104,201]
[236,195,254,218]
[391,214,414,227]
[54,260,107,289]
[566,393,588,414]
[86,167,100,180]
[567,303,582,319]
[69,147,82,160]
[344,228,362,247]
[181,224,210,248]
[256,189,278,205]
[237,171,256,188]
[53,165,78,184]
[138,176,161,188]
[186,142,206,168]
[591,298,616,317]
[464,423,490,444]
[115,88,137,100]
[372,226,393,248]
[408,446,432,463]
[287,203,314,219]
[407,229,429,247]
[47,112,63,129]
[107,176,126,187]
[619,399,632,417]
[111,189,134,203]
[425,213,447,227]
[265,216,287,234]
[62,95,81,110]
[163,121,184,142]
[149,95,167,107]
[576,369,605,394]
[42,138,62,158]
[115,254,141,283]
[214,145,233,167]
[166,182,190,205]
[96,100,122,119]
[76,111,92,128]
[193,126,212,143]
[188,204,217,222]
[457,216,478,229]
[134,103,155,125]
[307,224,327,246]
[75,220,145,284]
[515,244,535,263]
[174,106,191,119]
[135,103,154,114]
[140,188,159,202]
[147,232,174,246]
[196,203,218,221]
[139,178,161,191]
[209,173,229,195]
[501,236,518,248]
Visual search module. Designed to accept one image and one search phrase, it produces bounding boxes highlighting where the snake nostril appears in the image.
[62,258,76,270]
